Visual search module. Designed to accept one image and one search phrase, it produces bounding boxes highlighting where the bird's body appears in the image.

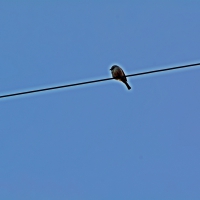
[110,65,131,90]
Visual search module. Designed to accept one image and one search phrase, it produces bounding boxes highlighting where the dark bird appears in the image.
[110,65,131,90]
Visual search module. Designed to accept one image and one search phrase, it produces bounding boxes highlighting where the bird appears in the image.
[110,65,131,90]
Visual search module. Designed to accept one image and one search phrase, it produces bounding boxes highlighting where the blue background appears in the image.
[0,1,200,199]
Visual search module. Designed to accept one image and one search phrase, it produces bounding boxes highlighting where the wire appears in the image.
[0,62,200,99]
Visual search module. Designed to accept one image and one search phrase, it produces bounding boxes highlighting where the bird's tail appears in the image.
[124,82,131,90]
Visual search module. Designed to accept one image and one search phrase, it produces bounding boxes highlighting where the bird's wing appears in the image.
[118,68,127,82]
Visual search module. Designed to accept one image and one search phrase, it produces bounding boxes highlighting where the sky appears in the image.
[0,1,200,199]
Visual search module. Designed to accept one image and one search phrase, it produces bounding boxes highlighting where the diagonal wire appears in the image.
[0,62,200,99]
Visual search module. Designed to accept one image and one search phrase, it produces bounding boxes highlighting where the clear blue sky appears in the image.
[1,1,200,199]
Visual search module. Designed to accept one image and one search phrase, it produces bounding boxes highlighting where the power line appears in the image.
[0,62,199,99]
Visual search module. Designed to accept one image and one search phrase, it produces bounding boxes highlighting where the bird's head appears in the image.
[110,65,119,70]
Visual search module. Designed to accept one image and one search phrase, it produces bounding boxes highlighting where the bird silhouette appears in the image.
[110,65,131,90]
